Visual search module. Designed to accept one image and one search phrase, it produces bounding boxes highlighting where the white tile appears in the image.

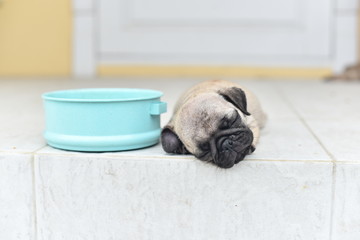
[0,79,76,152]
[250,118,331,161]
[304,119,360,162]
[0,83,46,152]
[278,81,360,162]
[237,80,297,120]
[278,81,360,121]
[332,163,360,240]
[0,115,46,153]
[0,153,35,240]
[35,154,332,240]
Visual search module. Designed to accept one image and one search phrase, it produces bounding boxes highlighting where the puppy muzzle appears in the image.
[210,128,254,168]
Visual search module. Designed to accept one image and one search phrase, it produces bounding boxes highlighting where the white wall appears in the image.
[73,0,358,77]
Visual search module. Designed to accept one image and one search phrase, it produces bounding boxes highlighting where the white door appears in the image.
[98,0,332,66]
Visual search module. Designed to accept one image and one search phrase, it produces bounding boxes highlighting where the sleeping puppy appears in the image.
[161,80,266,168]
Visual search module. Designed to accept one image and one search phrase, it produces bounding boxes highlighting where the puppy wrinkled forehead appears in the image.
[180,94,219,117]
[175,94,233,136]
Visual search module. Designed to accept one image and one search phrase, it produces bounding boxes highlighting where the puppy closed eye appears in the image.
[219,113,239,130]
[219,119,231,129]
[199,142,210,151]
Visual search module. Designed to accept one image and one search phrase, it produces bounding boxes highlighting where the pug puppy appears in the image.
[161,80,266,168]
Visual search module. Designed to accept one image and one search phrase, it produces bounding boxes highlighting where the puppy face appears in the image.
[162,87,255,168]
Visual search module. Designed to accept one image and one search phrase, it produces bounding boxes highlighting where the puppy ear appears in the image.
[218,87,250,116]
[161,127,189,154]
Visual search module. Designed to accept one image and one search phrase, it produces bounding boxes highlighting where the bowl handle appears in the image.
[150,102,167,115]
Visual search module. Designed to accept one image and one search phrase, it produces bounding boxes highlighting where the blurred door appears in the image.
[0,0,71,76]
[99,0,332,66]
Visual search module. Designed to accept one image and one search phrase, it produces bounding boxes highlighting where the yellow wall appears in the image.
[98,65,332,79]
[0,0,71,76]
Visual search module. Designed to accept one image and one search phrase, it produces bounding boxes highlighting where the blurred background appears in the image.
[0,0,358,79]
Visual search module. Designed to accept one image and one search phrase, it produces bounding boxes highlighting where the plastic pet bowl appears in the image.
[42,88,167,152]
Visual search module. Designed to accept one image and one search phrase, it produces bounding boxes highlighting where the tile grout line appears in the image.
[329,162,337,240]
[30,154,38,240]
[0,144,49,155]
[274,83,336,240]
[33,150,336,163]
[30,145,47,240]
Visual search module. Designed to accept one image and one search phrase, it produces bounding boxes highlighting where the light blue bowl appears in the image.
[42,88,167,152]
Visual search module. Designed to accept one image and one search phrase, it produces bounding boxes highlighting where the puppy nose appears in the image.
[222,139,233,150]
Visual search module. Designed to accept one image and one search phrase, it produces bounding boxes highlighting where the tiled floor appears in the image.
[1,78,359,240]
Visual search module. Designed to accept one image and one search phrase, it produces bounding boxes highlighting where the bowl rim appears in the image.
[42,88,163,102]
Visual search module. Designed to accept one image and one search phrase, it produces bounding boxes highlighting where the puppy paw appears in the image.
[248,145,256,154]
